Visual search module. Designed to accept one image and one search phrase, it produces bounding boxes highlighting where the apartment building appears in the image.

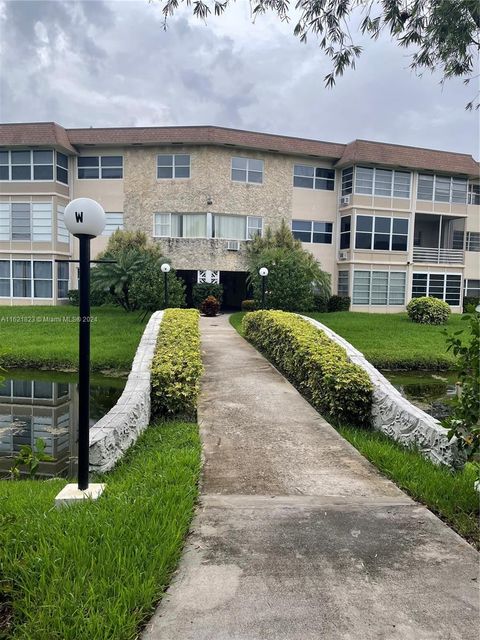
[0,122,478,310]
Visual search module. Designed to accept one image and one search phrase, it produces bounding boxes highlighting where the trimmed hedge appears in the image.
[243,310,373,427]
[327,295,351,312]
[407,296,450,325]
[151,309,203,419]
[241,299,256,312]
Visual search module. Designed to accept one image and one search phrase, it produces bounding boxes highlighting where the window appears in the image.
[466,231,480,252]
[0,203,9,241]
[154,213,171,237]
[213,215,245,240]
[157,154,190,179]
[354,215,408,251]
[12,260,31,297]
[56,152,68,184]
[354,166,411,198]
[247,216,263,239]
[102,213,124,236]
[417,174,468,204]
[340,215,351,249]
[33,261,52,298]
[464,279,480,298]
[0,261,10,297]
[337,271,349,297]
[57,262,69,299]
[0,149,66,182]
[154,213,206,238]
[11,203,31,240]
[32,203,52,242]
[78,156,123,179]
[341,167,353,196]
[292,220,333,244]
[3,260,54,299]
[468,184,480,205]
[5,203,52,242]
[412,272,462,305]
[231,157,263,184]
[353,270,406,305]
[57,205,69,243]
[293,165,335,191]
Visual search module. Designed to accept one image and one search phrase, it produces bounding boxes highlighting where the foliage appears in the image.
[91,230,185,312]
[243,310,373,427]
[247,220,330,312]
[340,426,479,548]
[160,0,480,108]
[304,310,464,370]
[327,295,351,312]
[129,256,186,312]
[443,311,480,468]
[407,296,451,325]
[192,283,223,308]
[9,438,54,479]
[241,299,256,312]
[67,288,111,307]
[463,296,480,313]
[313,290,329,312]
[0,421,201,640]
[200,295,220,317]
[151,309,203,419]
[0,306,149,372]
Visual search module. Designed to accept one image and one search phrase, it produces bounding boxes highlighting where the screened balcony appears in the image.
[412,214,465,264]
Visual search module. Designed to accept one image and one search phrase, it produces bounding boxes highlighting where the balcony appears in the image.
[412,247,464,264]
[413,213,465,265]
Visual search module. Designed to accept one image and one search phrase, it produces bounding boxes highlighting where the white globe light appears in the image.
[161,263,171,273]
[259,267,269,277]
[64,198,106,238]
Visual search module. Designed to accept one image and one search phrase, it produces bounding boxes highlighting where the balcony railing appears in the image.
[412,247,464,264]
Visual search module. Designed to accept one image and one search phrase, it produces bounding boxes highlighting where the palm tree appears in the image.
[91,248,149,311]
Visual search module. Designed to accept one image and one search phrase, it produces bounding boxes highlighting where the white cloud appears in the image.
[0,0,477,156]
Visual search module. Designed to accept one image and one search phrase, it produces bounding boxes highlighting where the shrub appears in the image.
[192,283,223,308]
[313,291,329,312]
[151,309,203,419]
[463,296,480,314]
[68,288,111,306]
[241,299,256,312]
[407,296,450,325]
[247,220,331,311]
[243,311,373,427]
[200,296,220,317]
[327,295,351,312]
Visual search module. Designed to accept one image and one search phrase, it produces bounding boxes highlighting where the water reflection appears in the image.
[0,370,125,478]
[381,370,459,420]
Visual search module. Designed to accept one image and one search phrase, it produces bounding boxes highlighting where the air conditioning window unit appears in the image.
[338,250,348,261]
[340,195,350,206]
[227,240,240,251]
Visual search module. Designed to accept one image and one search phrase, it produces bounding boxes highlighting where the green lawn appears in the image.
[339,427,479,549]
[0,306,149,372]
[0,421,201,640]
[230,311,463,369]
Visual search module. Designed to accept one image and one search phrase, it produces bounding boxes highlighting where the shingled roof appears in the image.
[336,139,479,177]
[0,122,478,177]
[0,122,76,154]
[66,125,346,159]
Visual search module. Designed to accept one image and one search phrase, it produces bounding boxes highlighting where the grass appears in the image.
[0,306,149,372]
[230,311,464,369]
[0,421,201,640]
[339,427,479,549]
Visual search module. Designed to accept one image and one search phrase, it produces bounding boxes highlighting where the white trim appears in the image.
[292,163,335,191]
[231,156,264,185]
[353,165,412,199]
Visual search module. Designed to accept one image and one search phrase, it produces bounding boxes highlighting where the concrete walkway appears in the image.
[143,314,479,640]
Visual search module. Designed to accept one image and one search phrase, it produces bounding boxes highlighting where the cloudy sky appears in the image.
[0,0,478,156]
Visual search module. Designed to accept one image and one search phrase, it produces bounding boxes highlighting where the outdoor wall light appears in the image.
[259,267,269,308]
[55,198,106,506]
[161,263,171,307]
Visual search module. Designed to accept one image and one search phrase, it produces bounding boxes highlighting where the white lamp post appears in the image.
[259,267,269,308]
[161,263,171,308]
[63,198,105,495]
